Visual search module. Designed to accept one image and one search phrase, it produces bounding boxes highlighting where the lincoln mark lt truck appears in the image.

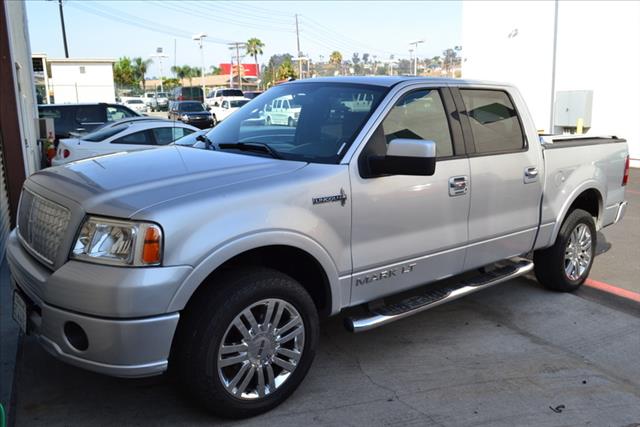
[7,77,629,418]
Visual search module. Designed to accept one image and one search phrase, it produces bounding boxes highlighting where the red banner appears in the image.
[220,63,258,77]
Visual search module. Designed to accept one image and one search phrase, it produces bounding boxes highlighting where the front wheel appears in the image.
[171,268,319,419]
[534,208,596,292]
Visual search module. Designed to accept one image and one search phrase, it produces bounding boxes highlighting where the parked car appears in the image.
[143,92,158,111]
[9,77,629,419]
[51,120,197,165]
[155,92,169,111]
[205,88,245,107]
[122,97,149,114]
[209,98,250,125]
[263,94,301,126]
[171,86,204,102]
[37,103,140,142]
[168,101,213,129]
[242,90,263,100]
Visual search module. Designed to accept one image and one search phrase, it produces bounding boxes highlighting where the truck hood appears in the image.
[29,146,307,218]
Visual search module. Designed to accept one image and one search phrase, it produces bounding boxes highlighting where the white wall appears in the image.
[49,62,116,103]
[462,0,640,167]
[5,0,40,174]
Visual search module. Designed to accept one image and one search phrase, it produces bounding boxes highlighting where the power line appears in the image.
[156,1,295,34]
[69,2,232,45]
[186,1,293,26]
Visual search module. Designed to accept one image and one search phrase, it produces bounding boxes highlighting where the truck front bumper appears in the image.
[6,230,187,378]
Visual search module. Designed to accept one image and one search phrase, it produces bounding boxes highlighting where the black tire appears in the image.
[266,116,272,126]
[171,268,319,419]
[212,115,218,126]
[288,117,293,127]
[534,208,596,292]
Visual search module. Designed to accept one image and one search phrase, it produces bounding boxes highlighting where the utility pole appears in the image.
[295,14,302,78]
[228,42,246,90]
[58,0,69,58]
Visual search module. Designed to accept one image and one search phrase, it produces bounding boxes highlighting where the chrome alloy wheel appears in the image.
[217,298,305,400]
[564,223,592,281]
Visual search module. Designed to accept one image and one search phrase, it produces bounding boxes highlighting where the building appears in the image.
[462,0,640,167]
[33,54,116,104]
[1,0,40,259]
[144,74,259,93]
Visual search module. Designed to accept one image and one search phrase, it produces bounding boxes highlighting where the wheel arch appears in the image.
[550,184,603,244]
[167,231,344,317]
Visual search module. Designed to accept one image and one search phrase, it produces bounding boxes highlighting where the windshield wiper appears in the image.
[217,142,281,159]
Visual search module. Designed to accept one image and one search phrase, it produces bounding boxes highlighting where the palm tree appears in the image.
[133,57,152,91]
[171,65,194,87]
[245,37,265,78]
[329,51,342,75]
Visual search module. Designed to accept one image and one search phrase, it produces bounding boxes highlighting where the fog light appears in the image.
[64,321,89,351]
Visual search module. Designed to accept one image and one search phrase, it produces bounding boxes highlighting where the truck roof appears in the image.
[282,76,511,88]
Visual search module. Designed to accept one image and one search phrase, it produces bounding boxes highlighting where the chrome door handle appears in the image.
[524,167,539,183]
[449,176,469,196]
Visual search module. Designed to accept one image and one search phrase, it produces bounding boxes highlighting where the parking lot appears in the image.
[4,171,638,426]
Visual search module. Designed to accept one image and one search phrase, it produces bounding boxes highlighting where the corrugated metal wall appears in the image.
[0,142,11,259]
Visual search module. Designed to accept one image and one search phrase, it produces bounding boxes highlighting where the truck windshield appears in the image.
[205,82,388,164]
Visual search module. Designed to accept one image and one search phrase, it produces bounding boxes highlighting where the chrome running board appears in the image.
[345,259,534,333]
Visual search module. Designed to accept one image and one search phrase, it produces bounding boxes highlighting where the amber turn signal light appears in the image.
[142,226,162,265]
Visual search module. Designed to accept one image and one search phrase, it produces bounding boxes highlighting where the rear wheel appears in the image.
[171,268,319,419]
[288,117,294,127]
[534,209,596,292]
[212,115,218,126]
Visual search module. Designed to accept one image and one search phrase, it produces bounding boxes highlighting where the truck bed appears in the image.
[541,135,626,149]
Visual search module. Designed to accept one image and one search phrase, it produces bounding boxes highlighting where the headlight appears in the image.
[71,217,163,266]
[181,114,190,121]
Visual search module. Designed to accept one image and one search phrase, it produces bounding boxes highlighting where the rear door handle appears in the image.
[449,176,469,196]
[524,167,539,183]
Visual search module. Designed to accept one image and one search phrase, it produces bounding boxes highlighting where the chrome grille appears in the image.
[17,189,71,266]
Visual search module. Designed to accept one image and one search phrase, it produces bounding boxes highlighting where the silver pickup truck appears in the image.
[7,77,629,418]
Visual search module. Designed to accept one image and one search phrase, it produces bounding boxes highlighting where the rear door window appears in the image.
[75,105,105,124]
[460,89,525,154]
[111,130,154,145]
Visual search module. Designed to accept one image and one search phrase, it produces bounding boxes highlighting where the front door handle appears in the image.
[524,167,539,183]
[449,176,469,196]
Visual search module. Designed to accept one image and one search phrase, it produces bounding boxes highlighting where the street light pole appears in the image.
[409,39,425,76]
[150,48,168,93]
[193,33,207,102]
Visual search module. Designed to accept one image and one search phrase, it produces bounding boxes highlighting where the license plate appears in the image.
[12,291,28,334]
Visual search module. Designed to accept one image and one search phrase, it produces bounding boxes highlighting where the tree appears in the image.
[262,54,293,86]
[277,57,296,80]
[246,37,265,77]
[329,51,343,75]
[442,48,458,75]
[113,57,136,87]
[209,65,222,75]
[132,57,152,91]
[162,77,180,91]
[171,65,195,87]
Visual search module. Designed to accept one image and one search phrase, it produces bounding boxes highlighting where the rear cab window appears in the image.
[459,89,525,154]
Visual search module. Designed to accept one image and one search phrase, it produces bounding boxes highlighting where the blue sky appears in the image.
[26,0,461,77]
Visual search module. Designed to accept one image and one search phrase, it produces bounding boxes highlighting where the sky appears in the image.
[25,0,462,78]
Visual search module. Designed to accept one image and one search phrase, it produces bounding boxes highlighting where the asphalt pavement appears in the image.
[4,170,639,427]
